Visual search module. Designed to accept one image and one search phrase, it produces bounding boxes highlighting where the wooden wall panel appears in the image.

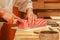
[44,0,59,2]
[44,3,60,9]
[33,2,44,9]
[32,0,60,17]
[37,11,59,18]
[32,0,44,9]
[58,11,60,16]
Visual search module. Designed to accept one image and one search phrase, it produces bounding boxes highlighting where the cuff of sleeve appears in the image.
[26,3,33,9]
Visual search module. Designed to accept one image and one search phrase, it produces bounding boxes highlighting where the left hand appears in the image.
[26,8,37,27]
[27,8,37,26]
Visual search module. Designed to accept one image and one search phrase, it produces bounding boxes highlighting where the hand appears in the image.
[13,14,24,23]
[2,11,13,24]
[26,8,37,27]
[0,9,13,24]
[27,13,37,26]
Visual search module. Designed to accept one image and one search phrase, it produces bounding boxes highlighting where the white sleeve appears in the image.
[14,0,20,7]
[26,0,33,9]
[0,0,13,13]
[13,0,33,12]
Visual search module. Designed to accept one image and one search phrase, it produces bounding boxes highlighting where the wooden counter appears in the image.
[14,26,60,40]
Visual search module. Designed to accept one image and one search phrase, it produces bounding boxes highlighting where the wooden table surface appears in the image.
[14,26,60,40]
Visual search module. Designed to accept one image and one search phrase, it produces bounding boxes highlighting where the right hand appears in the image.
[0,9,13,24]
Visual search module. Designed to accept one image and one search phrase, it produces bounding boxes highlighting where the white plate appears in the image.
[50,16,60,19]
[11,25,51,31]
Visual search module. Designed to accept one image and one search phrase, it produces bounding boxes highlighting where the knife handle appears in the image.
[0,18,7,22]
